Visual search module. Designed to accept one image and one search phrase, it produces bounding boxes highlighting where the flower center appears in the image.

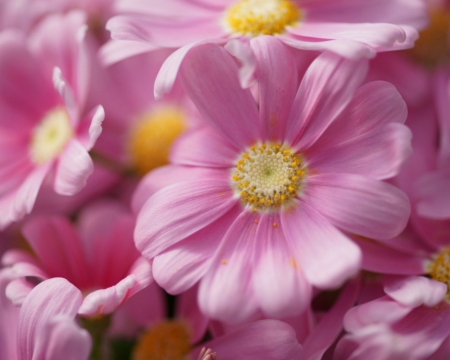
[225,0,301,37]
[232,143,306,211]
[427,248,450,299]
[132,320,191,360]
[30,107,73,165]
[128,107,186,175]
[408,9,450,68]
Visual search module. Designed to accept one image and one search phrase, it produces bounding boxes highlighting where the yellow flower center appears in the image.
[408,9,450,68]
[225,0,301,37]
[132,321,191,360]
[232,143,307,211]
[128,107,186,176]
[427,248,450,300]
[30,107,73,165]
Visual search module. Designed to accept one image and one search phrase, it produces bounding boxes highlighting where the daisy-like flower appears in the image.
[0,11,104,230]
[134,37,411,322]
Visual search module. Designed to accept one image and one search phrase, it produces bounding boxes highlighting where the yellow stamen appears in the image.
[225,0,301,37]
[427,248,450,301]
[30,107,73,165]
[128,107,186,175]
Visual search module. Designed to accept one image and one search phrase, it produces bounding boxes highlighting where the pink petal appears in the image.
[179,42,260,149]
[280,201,361,288]
[52,67,79,127]
[131,166,226,214]
[225,39,257,88]
[76,105,105,151]
[250,36,298,142]
[415,171,450,220]
[18,278,83,360]
[2,249,39,266]
[193,319,302,360]
[5,278,34,306]
[252,212,312,318]
[383,276,447,308]
[353,237,425,275]
[23,216,91,289]
[303,279,360,360]
[306,174,410,240]
[42,314,91,360]
[53,139,94,196]
[153,204,241,294]
[170,127,239,168]
[0,268,20,360]
[199,211,259,323]
[177,285,209,344]
[99,39,158,66]
[285,51,368,150]
[79,274,136,316]
[135,179,237,259]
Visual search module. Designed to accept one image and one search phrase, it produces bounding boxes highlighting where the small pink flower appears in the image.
[0,11,104,230]
[134,38,411,322]
[2,200,152,316]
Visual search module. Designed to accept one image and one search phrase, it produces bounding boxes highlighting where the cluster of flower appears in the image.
[0,0,449,359]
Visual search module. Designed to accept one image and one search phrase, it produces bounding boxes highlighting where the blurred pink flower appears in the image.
[2,200,152,317]
[335,276,450,360]
[0,11,104,230]
[134,38,411,322]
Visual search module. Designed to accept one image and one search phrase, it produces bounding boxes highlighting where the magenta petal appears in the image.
[383,276,447,308]
[153,204,241,294]
[285,51,368,150]
[43,315,91,360]
[18,278,83,360]
[252,213,312,318]
[306,174,410,240]
[179,42,260,149]
[303,279,360,360]
[250,36,298,142]
[281,201,361,289]
[415,171,450,220]
[135,179,236,259]
[199,211,259,323]
[53,139,94,196]
[193,319,302,360]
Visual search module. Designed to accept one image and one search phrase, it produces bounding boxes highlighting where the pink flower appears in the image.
[107,0,426,62]
[134,37,411,322]
[2,200,152,316]
[0,11,104,230]
[335,276,450,360]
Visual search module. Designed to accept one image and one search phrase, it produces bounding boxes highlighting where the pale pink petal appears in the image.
[135,179,237,259]
[5,278,34,306]
[42,314,91,360]
[383,276,447,308]
[2,249,39,266]
[52,67,79,126]
[285,51,368,149]
[250,36,298,142]
[252,212,312,318]
[0,268,19,360]
[177,285,209,344]
[7,262,48,280]
[23,216,91,289]
[179,42,260,148]
[280,201,361,288]
[126,257,153,298]
[18,278,83,360]
[99,39,158,66]
[225,38,257,88]
[53,139,94,196]
[131,166,226,214]
[171,127,239,168]
[153,204,241,294]
[199,211,259,323]
[76,105,105,151]
[303,279,360,360]
[306,174,410,240]
[79,274,135,316]
[353,237,425,275]
[193,320,302,360]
